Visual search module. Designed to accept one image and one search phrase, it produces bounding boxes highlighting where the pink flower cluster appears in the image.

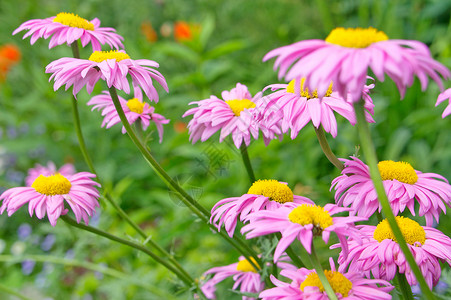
[10,11,451,300]
[199,27,451,299]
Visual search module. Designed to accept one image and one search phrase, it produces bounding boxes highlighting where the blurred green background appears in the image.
[0,0,450,299]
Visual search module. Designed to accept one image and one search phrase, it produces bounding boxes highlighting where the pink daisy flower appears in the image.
[336,216,451,288]
[331,156,451,226]
[264,27,450,102]
[45,50,168,101]
[13,12,124,51]
[87,86,169,142]
[211,179,314,237]
[25,161,75,187]
[257,77,375,139]
[259,258,393,300]
[241,202,365,261]
[182,83,280,149]
[436,88,451,118]
[200,256,264,300]
[0,169,100,226]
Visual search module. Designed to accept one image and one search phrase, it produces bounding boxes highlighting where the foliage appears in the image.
[0,0,450,299]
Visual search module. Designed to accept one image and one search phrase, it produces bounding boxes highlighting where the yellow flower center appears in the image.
[236,257,260,273]
[88,50,131,63]
[126,98,145,114]
[325,27,389,48]
[301,270,353,298]
[373,216,426,246]
[225,99,256,116]
[286,78,333,99]
[31,173,72,196]
[247,179,293,204]
[378,160,418,184]
[53,12,94,31]
[288,205,333,235]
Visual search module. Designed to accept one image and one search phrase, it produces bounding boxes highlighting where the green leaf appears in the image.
[204,40,248,60]
[384,127,412,160]
[199,14,215,50]
[154,42,200,63]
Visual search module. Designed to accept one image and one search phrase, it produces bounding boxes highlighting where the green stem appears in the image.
[60,215,195,289]
[107,86,262,271]
[396,272,415,300]
[313,125,344,171]
[275,233,304,268]
[70,41,80,59]
[284,245,304,269]
[68,42,193,283]
[309,243,338,300]
[70,42,147,237]
[353,101,435,300]
[70,95,96,173]
[0,283,31,300]
[0,254,176,299]
[239,143,256,184]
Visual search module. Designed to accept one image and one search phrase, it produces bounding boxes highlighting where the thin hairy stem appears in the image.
[309,243,338,300]
[396,272,415,300]
[313,125,344,171]
[240,143,256,184]
[60,215,196,289]
[68,42,194,285]
[108,86,262,271]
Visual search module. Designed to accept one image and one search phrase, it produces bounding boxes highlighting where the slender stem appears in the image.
[70,41,80,58]
[313,125,344,171]
[67,49,148,238]
[70,96,97,173]
[70,42,148,237]
[396,272,415,300]
[68,42,193,282]
[309,243,338,300]
[275,233,304,268]
[284,245,304,269]
[239,143,256,184]
[107,86,262,271]
[60,215,195,288]
[353,101,435,300]
[0,283,31,300]
[0,254,176,298]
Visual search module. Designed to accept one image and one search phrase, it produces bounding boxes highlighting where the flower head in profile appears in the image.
[242,203,365,261]
[436,88,451,118]
[87,86,169,142]
[264,27,450,101]
[183,83,279,148]
[25,161,75,187]
[200,256,264,300]
[257,77,375,139]
[332,156,451,226]
[260,258,393,300]
[336,217,451,288]
[0,167,100,226]
[45,50,168,100]
[13,12,124,51]
[211,179,314,237]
